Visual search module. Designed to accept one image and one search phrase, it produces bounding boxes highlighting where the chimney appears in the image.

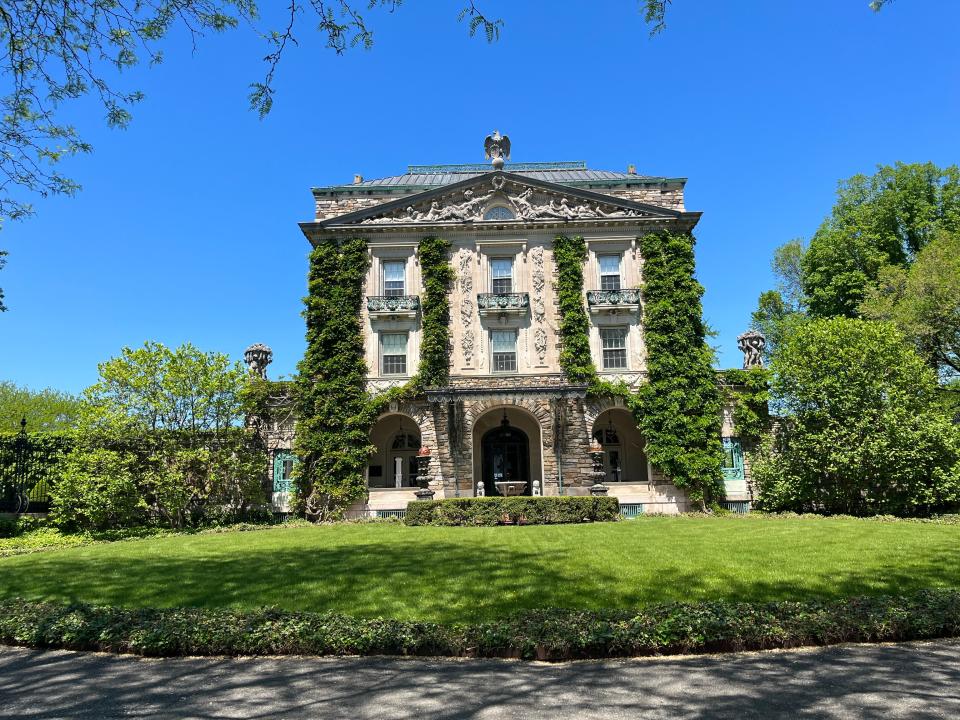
[627,164,637,175]
[353,174,364,184]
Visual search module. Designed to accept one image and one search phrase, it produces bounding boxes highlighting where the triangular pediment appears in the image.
[317,171,685,228]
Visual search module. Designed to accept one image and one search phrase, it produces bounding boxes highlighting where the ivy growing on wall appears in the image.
[552,232,725,507]
[413,236,454,389]
[292,235,454,517]
[720,368,771,445]
[636,232,725,506]
[553,234,599,386]
[293,237,374,519]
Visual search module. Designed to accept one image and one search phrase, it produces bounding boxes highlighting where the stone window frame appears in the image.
[381,259,407,297]
[597,253,623,292]
[489,256,514,294]
[600,326,629,370]
[380,331,409,376]
[490,328,519,373]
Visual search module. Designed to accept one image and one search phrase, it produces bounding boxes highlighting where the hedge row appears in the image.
[404,496,621,526]
[1,591,959,661]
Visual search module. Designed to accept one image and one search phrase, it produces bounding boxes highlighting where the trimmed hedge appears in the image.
[404,496,621,526]
[1,591,959,661]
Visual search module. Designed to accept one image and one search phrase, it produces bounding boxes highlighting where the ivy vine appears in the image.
[552,232,725,507]
[293,237,374,519]
[413,236,454,390]
[292,235,454,518]
[719,367,771,445]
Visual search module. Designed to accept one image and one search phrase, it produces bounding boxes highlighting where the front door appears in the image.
[481,423,530,496]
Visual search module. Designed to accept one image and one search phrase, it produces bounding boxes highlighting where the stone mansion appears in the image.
[251,137,755,516]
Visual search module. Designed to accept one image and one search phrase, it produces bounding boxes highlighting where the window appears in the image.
[722,437,745,480]
[601,327,628,369]
[272,452,297,493]
[381,333,408,375]
[483,206,516,221]
[490,257,513,294]
[382,260,406,297]
[491,330,518,372]
[598,254,622,291]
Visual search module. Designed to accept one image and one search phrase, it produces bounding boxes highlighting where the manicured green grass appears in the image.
[0,516,958,623]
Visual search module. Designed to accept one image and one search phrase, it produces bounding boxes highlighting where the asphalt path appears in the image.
[1,640,959,719]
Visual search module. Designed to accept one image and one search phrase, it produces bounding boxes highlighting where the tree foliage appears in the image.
[802,162,960,318]
[752,318,960,517]
[51,341,265,530]
[0,381,82,432]
[84,341,246,433]
[860,231,960,383]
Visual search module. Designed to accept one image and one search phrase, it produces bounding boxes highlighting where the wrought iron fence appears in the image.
[0,420,69,513]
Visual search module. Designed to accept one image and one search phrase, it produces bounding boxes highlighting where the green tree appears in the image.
[51,341,266,530]
[752,317,960,516]
[861,231,960,383]
[751,238,807,355]
[802,162,960,318]
[0,381,82,432]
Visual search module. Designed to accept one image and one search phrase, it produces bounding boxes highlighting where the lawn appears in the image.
[0,515,958,623]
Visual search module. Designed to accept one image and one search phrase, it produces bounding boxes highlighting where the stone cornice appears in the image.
[300,214,701,244]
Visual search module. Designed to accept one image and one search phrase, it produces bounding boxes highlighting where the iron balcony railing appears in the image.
[586,288,641,307]
[366,295,421,313]
[477,292,530,312]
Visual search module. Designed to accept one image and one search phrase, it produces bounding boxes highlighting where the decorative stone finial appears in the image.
[737,329,766,369]
[244,343,273,379]
[484,130,511,170]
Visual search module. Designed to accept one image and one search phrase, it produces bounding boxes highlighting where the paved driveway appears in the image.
[1,640,958,719]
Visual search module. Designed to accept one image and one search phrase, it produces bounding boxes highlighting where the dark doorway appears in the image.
[480,415,530,496]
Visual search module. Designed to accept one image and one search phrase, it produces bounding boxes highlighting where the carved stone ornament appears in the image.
[531,246,546,325]
[737,329,766,369]
[534,327,547,364]
[359,179,649,225]
[244,343,272,379]
[458,248,475,363]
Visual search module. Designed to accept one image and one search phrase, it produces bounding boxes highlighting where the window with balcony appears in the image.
[491,330,518,373]
[382,260,406,297]
[598,254,622,291]
[381,332,408,375]
[601,327,628,370]
[490,257,514,294]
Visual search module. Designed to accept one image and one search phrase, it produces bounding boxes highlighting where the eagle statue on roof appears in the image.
[484,130,511,169]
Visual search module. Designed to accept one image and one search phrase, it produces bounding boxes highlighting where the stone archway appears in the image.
[591,408,649,484]
[368,413,422,489]
[470,404,544,497]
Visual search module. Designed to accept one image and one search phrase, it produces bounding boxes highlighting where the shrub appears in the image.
[404,496,620,526]
[754,318,960,516]
[1,590,958,661]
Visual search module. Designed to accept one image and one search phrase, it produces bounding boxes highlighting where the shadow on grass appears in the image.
[0,523,959,623]
[1,639,960,719]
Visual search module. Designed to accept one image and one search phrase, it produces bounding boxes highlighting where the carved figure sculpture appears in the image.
[244,343,272,379]
[737,329,766,369]
[484,130,511,169]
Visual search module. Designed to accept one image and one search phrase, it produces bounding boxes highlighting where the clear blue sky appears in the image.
[2,1,959,394]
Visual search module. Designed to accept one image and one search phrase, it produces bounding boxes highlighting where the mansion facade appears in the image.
[253,142,753,516]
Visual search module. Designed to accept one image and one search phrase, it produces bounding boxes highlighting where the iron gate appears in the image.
[0,420,68,513]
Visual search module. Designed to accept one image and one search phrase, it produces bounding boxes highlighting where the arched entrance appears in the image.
[472,406,542,496]
[481,416,530,496]
[368,413,421,488]
[592,409,649,484]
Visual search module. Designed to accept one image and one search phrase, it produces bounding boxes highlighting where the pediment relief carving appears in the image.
[358,177,653,225]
